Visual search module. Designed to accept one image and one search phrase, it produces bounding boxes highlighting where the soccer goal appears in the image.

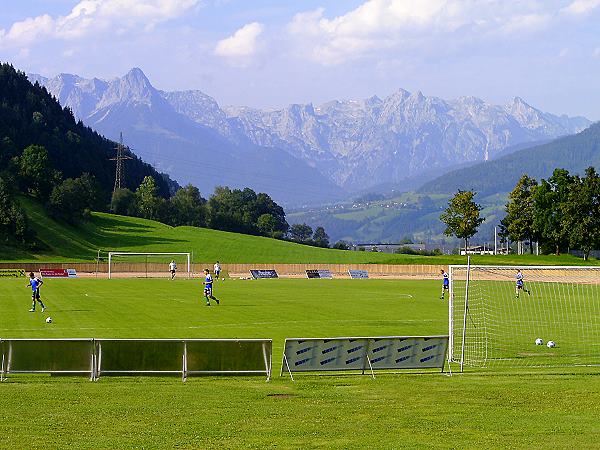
[108,252,191,279]
[449,264,600,370]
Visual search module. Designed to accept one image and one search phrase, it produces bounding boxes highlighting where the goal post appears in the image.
[108,252,191,279]
[449,265,600,370]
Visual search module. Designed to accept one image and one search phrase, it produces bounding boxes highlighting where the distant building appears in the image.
[460,245,495,256]
[352,243,433,253]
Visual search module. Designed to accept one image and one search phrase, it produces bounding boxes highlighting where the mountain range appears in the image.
[29,68,591,206]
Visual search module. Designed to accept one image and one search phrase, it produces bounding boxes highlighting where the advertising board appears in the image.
[0,269,26,278]
[250,269,279,279]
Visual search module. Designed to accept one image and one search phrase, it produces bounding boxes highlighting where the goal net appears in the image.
[449,265,600,370]
[107,252,191,279]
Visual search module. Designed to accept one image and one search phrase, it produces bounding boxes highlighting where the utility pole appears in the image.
[110,132,133,194]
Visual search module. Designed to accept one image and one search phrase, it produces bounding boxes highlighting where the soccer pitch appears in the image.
[1,277,599,449]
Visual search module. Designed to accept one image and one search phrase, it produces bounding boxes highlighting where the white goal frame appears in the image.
[108,252,191,279]
[449,263,600,371]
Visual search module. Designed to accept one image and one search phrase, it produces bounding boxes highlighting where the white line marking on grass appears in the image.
[0,319,439,333]
[398,294,413,298]
[187,319,438,328]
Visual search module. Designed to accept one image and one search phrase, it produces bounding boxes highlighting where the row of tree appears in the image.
[439,167,600,260]
[501,167,600,260]
[109,177,332,246]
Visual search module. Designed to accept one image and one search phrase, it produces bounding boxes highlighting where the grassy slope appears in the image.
[1,198,393,263]
[1,197,596,265]
[1,278,599,448]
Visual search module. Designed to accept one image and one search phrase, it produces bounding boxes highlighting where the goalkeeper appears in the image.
[515,269,531,298]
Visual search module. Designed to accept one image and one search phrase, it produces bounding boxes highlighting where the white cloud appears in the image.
[287,1,561,65]
[562,0,600,15]
[214,22,263,58]
[0,0,200,47]
[4,14,55,45]
[500,13,551,34]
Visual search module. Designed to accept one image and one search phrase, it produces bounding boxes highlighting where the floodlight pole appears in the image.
[460,256,471,373]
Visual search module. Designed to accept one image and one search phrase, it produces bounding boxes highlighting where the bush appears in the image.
[333,240,351,250]
[395,246,442,256]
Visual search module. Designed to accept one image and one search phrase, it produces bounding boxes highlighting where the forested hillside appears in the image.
[419,122,600,196]
[0,63,175,198]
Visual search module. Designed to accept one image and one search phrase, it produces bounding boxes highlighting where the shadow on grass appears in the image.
[9,198,186,261]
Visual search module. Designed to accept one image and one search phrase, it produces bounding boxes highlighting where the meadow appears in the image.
[1,197,597,267]
[1,277,599,449]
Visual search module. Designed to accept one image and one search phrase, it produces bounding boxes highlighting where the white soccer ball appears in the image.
[45,317,52,324]
[535,338,544,346]
[547,340,556,348]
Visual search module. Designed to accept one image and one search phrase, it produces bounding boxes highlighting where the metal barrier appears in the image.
[0,338,95,380]
[0,338,272,381]
[281,336,449,380]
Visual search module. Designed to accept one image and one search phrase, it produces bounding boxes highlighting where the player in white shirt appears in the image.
[515,269,531,298]
[213,261,221,280]
[169,260,177,280]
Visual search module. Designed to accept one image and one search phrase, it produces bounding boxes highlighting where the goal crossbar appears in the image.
[108,252,191,279]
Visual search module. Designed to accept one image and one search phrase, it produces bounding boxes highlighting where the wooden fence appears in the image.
[0,262,444,278]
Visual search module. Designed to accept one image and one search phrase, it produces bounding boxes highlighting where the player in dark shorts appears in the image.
[440,269,449,299]
[515,269,531,298]
[169,260,177,280]
[27,272,46,312]
[203,268,220,306]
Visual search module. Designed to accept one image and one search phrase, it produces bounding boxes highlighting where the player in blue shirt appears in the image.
[203,268,220,306]
[515,269,531,298]
[440,269,449,299]
[27,272,46,312]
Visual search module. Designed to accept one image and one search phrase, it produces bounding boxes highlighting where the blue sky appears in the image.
[1,0,599,119]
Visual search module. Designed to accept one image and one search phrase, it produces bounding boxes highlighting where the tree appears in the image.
[207,186,288,236]
[169,184,206,227]
[501,174,538,254]
[48,174,101,224]
[257,214,278,237]
[76,173,102,211]
[110,188,136,216]
[135,176,162,220]
[332,240,351,250]
[16,145,60,199]
[440,190,484,251]
[312,226,330,248]
[0,177,29,241]
[532,169,573,255]
[289,223,313,243]
[563,167,600,260]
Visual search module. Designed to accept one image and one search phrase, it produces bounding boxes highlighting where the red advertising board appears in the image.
[40,269,69,278]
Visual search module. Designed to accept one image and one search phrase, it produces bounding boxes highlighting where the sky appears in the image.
[0,0,599,119]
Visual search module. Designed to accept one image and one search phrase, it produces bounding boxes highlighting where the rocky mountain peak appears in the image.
[96,67,158,109]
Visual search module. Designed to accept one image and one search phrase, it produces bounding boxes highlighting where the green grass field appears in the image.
[1,277,599,449]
